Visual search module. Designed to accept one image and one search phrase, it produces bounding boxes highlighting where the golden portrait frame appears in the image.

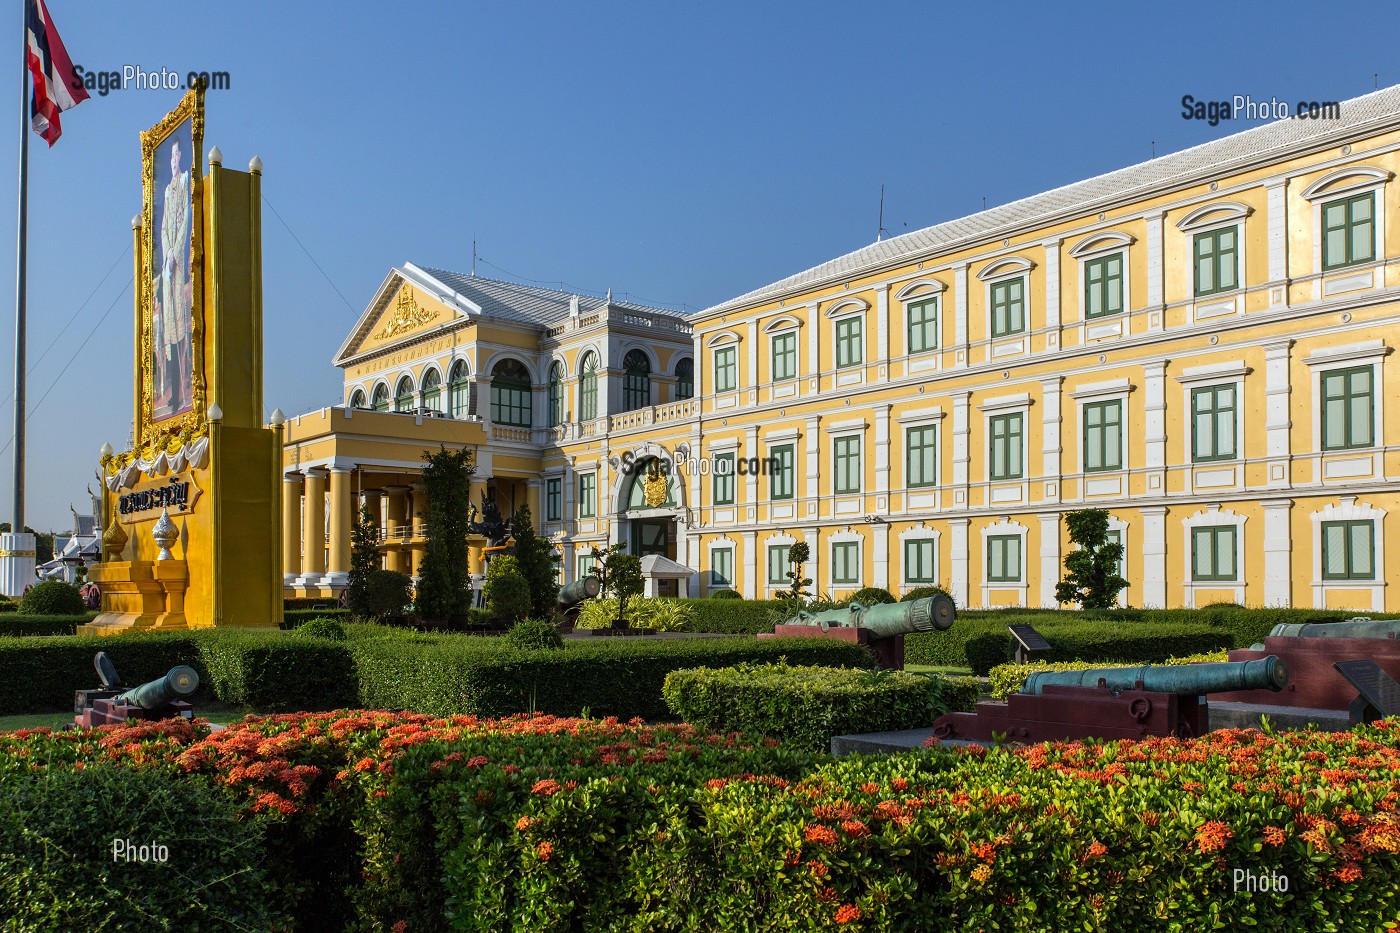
[138,85,205,455]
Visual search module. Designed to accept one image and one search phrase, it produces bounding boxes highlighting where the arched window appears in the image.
[371,383,390,412]
[349,388,367,410]
[421,368,442,413]
[623,349,651,411]
[675,358,694,400]
[578,352,599,421]
[448,360,471,419]
[394,375,415,412]
[548,361,565,427]
[490,359,532,427]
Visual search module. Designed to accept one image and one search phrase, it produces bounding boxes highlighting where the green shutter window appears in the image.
[990,277,1026,337]
[712,453,736,505]
[1191,526,1237,582]
[835,317,863,368]
[1084,253,1124,319]
[831,542,859,585]
[988,412,1024,481]
[769,444,794,501]
[577,473,596,519]
[622,350,651,411]
[1321,520,1376,581]
[448,361,471,419]
[1083,399,1123,472]
[579,354,598,421]
[675,358,694,400]
[1105,528,1125,578]
[767,545,790,584]
[394,376,416,413]
[710,548,733,587]
[1322,192,1375,271]
[771,332,797,381]
[1193,227,1238,297]
[1321,366,1374,451]
[833,436,862,494]
[906,425,936,488]
[714,347,737,392]
[577,554,596,579]
[986,535,1022,583]
[489,361,532,427]
[545,478,561,522]
[547,363,564,426]
[904,539,937,584]
[907,297,939,353]
[1191,384,1238,462]
[371,383,391,412]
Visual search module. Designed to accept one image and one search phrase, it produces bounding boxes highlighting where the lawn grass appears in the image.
[0,702,258,732]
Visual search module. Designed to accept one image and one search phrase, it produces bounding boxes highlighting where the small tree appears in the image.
[589,543,643,629]
[784,541,813,605]
[1054,508,1128,609]
[346,503,382,618]
[509,505,561,616]
[415,446,475,620]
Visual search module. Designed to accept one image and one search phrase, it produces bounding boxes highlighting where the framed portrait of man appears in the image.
[139,86,204,442]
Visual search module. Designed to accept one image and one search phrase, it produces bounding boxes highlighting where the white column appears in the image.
[1042,237,1061,351]
[1266,179,1287,300]
[1264,339,1294,490]
[949,518,970,609]
[1261,498,1293,608]
[741,530,757,599]
[0,532,36,598]
[746,320,759,394]
[953,262,970,367]
[744,426,759,510]
[1038,513,1060,608]
[872,522,890,591]
[1141,507,1167,608]
[875,285,890,363]
[804,415,821,506]
[874,402,891,500]
[951,390,971,508]
[1040,376,1063,503]
[1145,210,1164,324]
[1143,361,1167,493]
[806,301,819,382]
[803,527,819,595]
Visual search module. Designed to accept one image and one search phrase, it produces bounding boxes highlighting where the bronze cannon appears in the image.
[1021,657,1288,695]
[781,594,956,639]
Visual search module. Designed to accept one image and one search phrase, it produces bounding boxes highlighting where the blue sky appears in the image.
[5,0,1399,530]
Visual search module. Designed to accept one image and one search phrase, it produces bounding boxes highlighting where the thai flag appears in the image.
[25,0,87,146]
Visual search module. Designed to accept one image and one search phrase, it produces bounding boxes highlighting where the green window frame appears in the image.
[714,347,737,392]
[906,425,936,488]
[1193,226,1238,297]
[767,544,790,585]
[1191,384,1237,462]
[990,277,1025,338]
[1321,520,1376,581]
[833,435,862,495]
[831,542,859,585]
[1084,253,1124,319]
[907,297,939,353]
[547,364,564,427]
[1083,399,1123,473]
[904,538,937,584]
[675,358,694,399]
[1105,528,1125,579]
[986,534,1022,583]
[421,369,443,412]
[448,362,471,419]
[394,377,415,413]
[371,383,390,413]
[489,372,532,426]
[710,548,733,587]
[578,355,598,421]
[771,331,797,381]
[1191,526,1237,582]
[835,317,863,369]
[769,444,794,501]
[1321,365,1374,451]
[545,478,561,522]
[988,412,1024,481]
[577,472,596,519]
[1322,192,1375,271]
[577,553,596,579]
[622,350,651,411]
[712,452,736,505]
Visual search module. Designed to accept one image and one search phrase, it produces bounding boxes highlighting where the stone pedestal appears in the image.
[760,625,905,670]
[86,561,165,631]
[1214,636,1400,710]
[152,561,190,629]
[0,532,35,598]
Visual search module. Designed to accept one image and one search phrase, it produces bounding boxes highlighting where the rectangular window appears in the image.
[1191,384,1237,462]
[835,317,863,368]
[712,452,736,505]
[986,534,1022,583]
[576,473,596,519]
[771,332,797,381]
[1321,365,1374,451]
[714,347,737,393]
[710,548,733,587]
[1191,526,1237,582]
[577,553,596,579]
[767,544,790,585]
[1321,520,1376,581]
[1322,192,1375,271]
[831,541,859,585]
[769,444,794,500]
[1106,528,1125,579]
[1193,226,1238,297]
[988,412,1024,481]
[1084,253,1124,318]
[907,297,939,353]
[1083,399,1123,473]
[990,277,1026,338]
[906,425,937,488]
[904,538,937,584]
[545,478,561,522]
[833,436,862,494]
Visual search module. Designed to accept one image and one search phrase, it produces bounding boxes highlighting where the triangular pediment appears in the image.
[333,265,480,366]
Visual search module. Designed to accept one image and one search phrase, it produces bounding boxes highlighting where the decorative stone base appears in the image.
[760,626,905,670]
[86,559,190,632]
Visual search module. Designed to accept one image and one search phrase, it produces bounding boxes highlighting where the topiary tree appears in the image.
[20,578,85,615]
[346,503,382,619]
[784,541,813,605]
[508,505,561,616]
[505,618,564,651]
[361,570,412,623]
[711,588,742,600]
[1055,508,1128,610]
[295,617,348,640]
[849,586,896,606]
[900,584,955,607]
[486,573,531,623]
[415,446,475,620]
[588,543,644,630]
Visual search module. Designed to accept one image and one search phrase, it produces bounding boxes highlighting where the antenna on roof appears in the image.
[471,238,477,276]
[877,184,890,242]
[1151,140,1156,158]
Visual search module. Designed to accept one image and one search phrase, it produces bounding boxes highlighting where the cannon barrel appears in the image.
[1020,657,1288,696]
[783,594,955,639]
[1270,620,1400,640]
[115,665,199,710]
[557,575,600,609]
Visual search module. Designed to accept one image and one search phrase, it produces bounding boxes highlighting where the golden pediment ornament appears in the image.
[374,287,439,340]
[643,462,668,508]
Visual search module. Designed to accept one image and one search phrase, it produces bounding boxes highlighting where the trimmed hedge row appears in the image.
[281,607,353,628]
[0,612,96,637]
[961,621,1237,676]
[675,597,780,634]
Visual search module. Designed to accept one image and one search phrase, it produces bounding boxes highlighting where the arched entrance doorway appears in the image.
[616,455,686,593]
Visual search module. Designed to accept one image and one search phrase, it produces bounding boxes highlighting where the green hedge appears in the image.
[0,632,202,714]
[281,607,353,628]
[960,621,1235,676]
[283,596,340,610]
[676,597,780,634]
[198,631,358,710]
[0,612,97,637]
[664,663,977,752]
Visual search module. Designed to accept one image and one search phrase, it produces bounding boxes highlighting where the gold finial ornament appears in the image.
[102,506,129,560]
[643,461,668,508]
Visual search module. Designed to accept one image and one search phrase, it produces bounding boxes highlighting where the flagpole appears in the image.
[11,0,24,537]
